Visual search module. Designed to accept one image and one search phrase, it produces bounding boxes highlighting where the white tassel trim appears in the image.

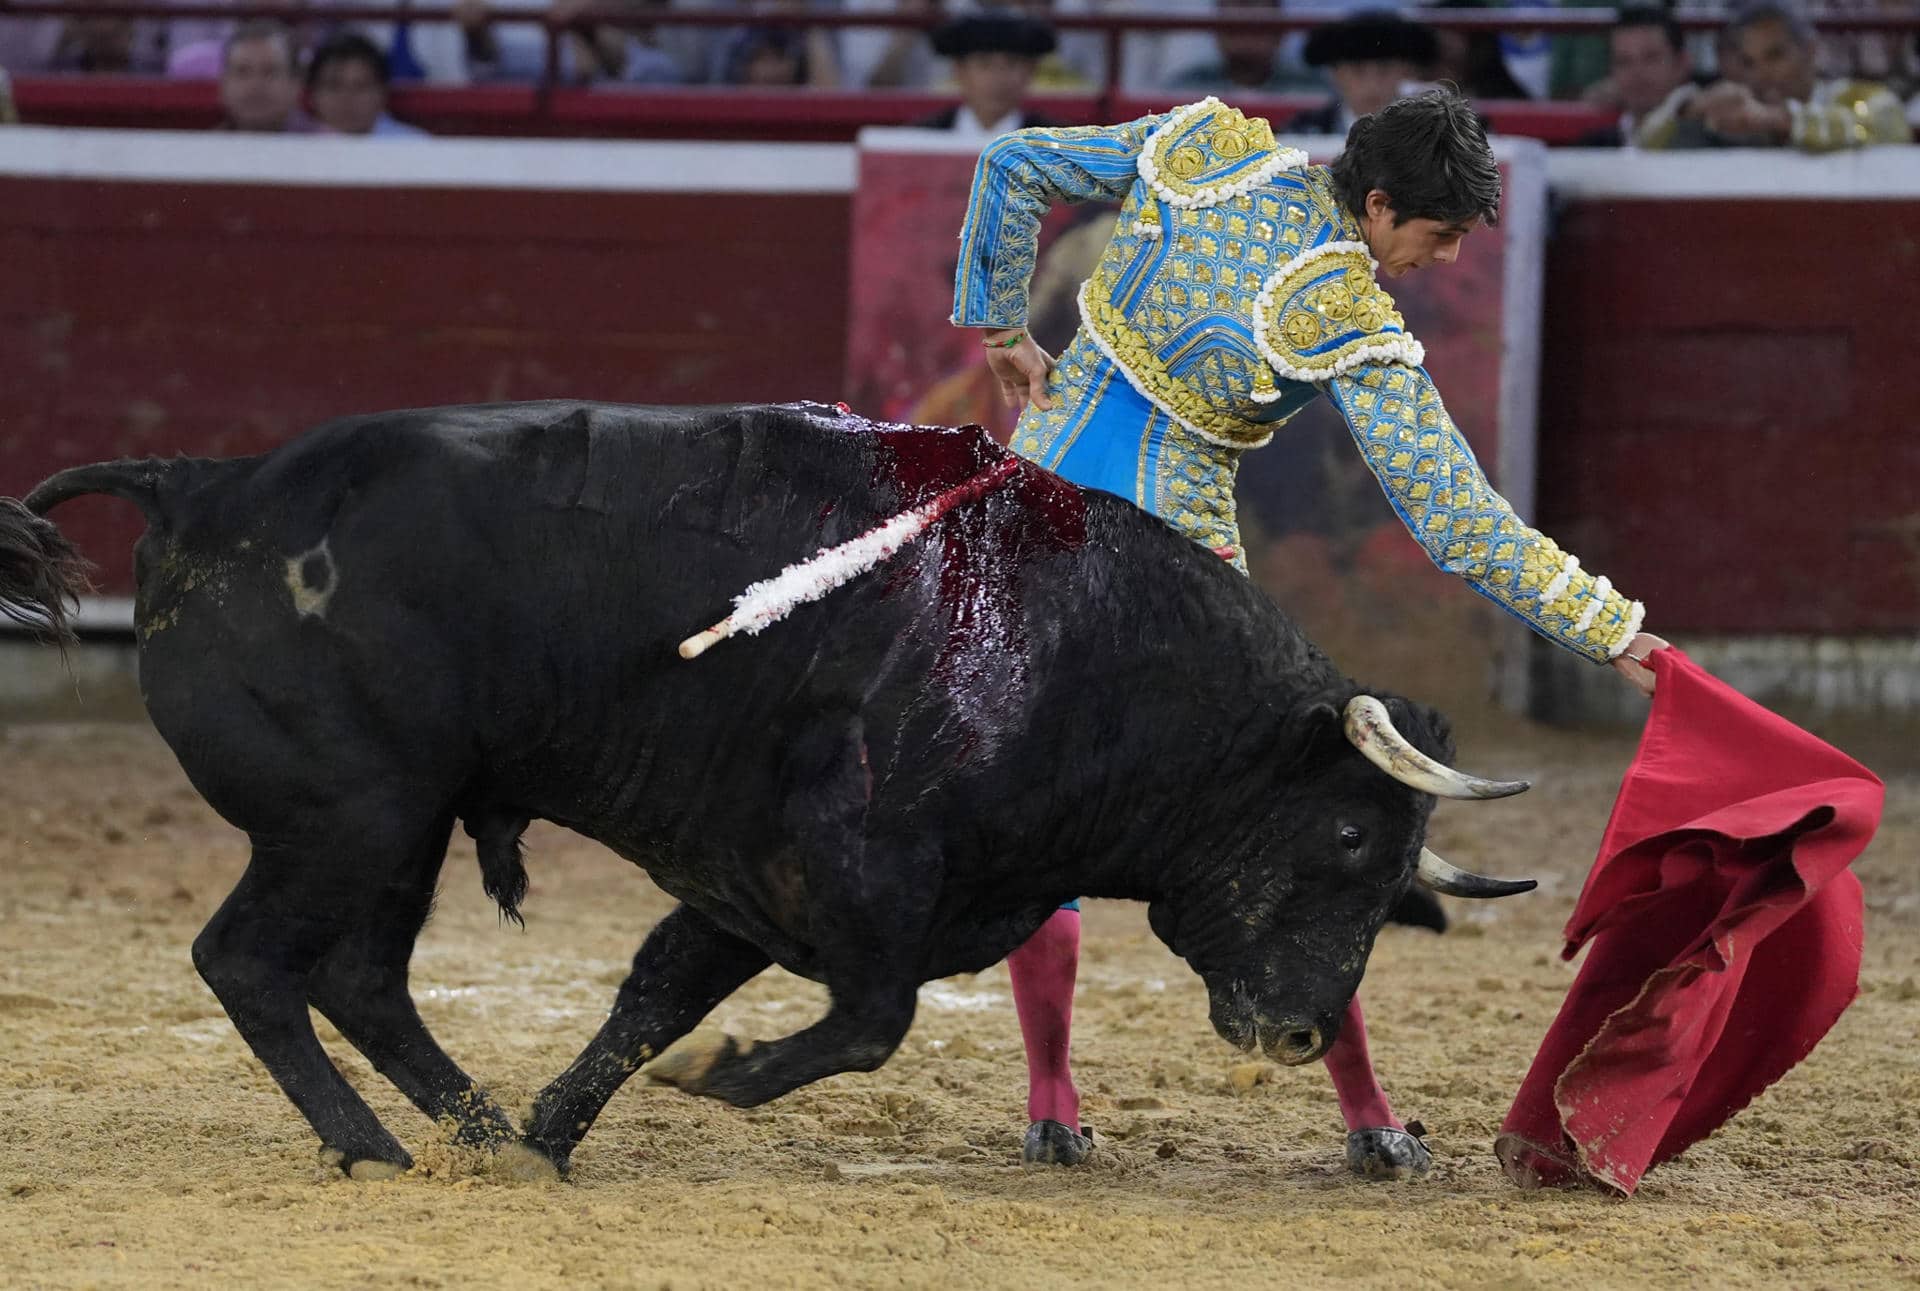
[1573,575,1612,634]
[1136,96,1308,210]
[1076,280,1274,451]
[1249,240,1426,383]
[1540,554,1580,607]
[1604,600,1647,660]
[1131,220,1161,238]
[1269,334,1426,386]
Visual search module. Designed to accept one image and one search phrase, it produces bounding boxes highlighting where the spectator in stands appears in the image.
[454,0,683,84]
[839,0,937,90]
[1284,11,1437,135]
[1171,0,1322,95]
[0,6,167,75]
[709,0,842,88]
[1424,0,1532,102]
[217,21,317,132]
[307,31,428,137]
[1583,8,1708,148]
[718,21,839,86]
[915,12,1059,136]
[1693,2,1910,149]
[50,13,165,72]
[1711,23,1751,87]
[338,16,464,86]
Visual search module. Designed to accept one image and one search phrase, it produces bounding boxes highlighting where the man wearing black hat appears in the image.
[1285,10,1439,136]
[915,11,1061,137]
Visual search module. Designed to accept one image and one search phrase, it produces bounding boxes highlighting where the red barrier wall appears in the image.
[0,176,848,589]
[3,163,1914,636]
[1537,199,1920,634]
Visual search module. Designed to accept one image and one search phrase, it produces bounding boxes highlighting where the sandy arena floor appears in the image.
[1,719,1915,1290]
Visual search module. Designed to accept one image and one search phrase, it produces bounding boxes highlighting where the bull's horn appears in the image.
[1342,695,1530,800]
[1416,847,1537,899]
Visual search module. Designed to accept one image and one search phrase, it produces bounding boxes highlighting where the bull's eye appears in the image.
[1338,824,1365,852]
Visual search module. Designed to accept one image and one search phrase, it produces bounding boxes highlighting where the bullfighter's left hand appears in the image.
[1610,632,1670,698]
[984,332,1058,412]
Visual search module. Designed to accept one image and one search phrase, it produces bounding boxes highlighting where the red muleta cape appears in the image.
[1495,647,1883,1196]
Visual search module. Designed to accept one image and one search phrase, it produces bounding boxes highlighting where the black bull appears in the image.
[0,401,1530,1177]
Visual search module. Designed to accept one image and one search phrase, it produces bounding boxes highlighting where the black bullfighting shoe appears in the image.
[1345,1121,1432,1181]
[1022,1120,1095,1166]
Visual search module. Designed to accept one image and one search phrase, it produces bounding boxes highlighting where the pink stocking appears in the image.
[1006,907,1081,1127]
[1323,994,1404,1131]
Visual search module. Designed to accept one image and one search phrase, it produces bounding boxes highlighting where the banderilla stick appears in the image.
[679,455,1021,660]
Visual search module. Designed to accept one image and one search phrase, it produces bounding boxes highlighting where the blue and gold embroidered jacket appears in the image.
[951,97,1643,663]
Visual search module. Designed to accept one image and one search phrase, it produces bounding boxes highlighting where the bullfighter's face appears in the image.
[1361,189,1480,279]
[1148,696,1475,1065]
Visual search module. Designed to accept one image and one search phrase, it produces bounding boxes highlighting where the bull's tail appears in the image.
[0,498,93,645]
[3,458,180,644]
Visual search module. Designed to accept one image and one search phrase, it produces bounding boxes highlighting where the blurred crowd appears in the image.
[0,0,1913,146]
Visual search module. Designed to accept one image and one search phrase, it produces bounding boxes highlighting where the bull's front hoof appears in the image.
[1021,1120,1094,1166]
[492,1140,565,1185]
[318,1145,412,1181]
[515,1134,575,1181]
[644,1034,746,1097]
[1345,1123,1432,1181]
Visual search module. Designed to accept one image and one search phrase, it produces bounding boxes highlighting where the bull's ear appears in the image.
[1274,695,1344,771]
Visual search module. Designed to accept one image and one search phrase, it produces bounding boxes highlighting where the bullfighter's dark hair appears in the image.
[1329,88,1502,228]
[307,31,392,92]
[1616,6,1685,55]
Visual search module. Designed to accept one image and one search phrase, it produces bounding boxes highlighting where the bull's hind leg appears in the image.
[193,852,416,1175]
[304,817,518,1154]
[666,981,920,1109]
[522,903,769,1173]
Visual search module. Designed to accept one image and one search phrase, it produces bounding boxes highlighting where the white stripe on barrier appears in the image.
[0,126,858,194]
[1547,147,1920,199]
[3,126,1915,200]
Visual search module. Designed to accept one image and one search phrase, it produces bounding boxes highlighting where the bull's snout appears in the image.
[1258,1019,1329,1066]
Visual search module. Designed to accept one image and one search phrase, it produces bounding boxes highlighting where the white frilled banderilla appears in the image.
[677,455,1021,661]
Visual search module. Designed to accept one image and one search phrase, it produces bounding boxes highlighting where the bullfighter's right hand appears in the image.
[1610,632,1671,699]
[984,330,1056,412]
